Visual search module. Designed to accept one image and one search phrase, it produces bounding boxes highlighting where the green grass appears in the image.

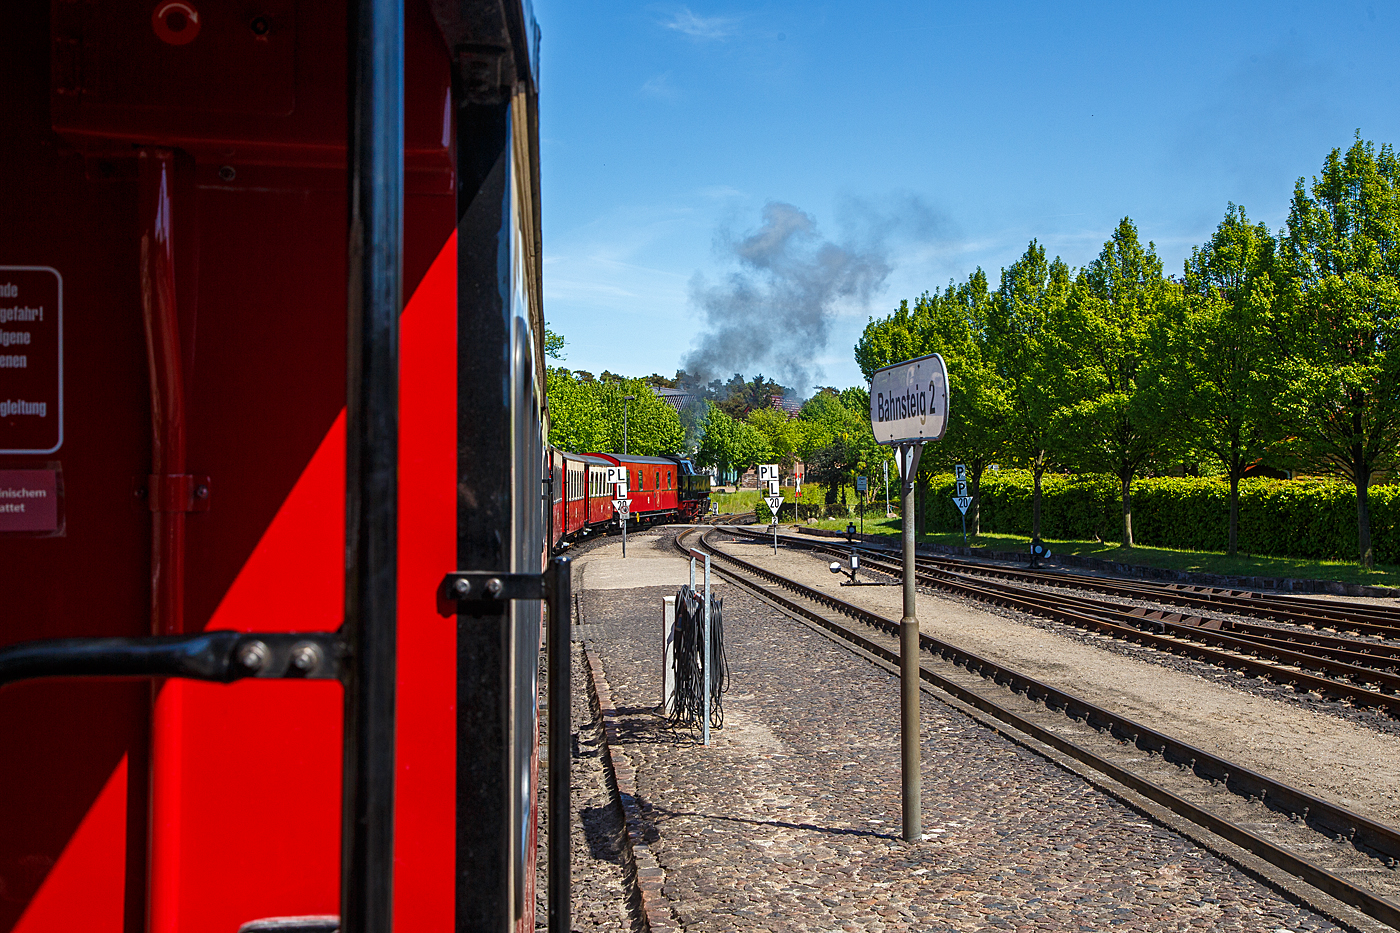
[800,516,1400,587]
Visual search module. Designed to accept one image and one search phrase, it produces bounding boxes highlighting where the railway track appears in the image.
[676,526,1400,931]
[743,529,1400,718]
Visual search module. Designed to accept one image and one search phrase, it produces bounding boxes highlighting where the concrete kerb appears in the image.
[580,640,680,933]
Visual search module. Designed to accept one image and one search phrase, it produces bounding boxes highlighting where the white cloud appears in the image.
[640,71,680,101]
[660,6,740,40]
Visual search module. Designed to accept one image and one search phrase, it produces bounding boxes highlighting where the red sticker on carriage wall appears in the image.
[0,267,62,455]
[0,469,60,534]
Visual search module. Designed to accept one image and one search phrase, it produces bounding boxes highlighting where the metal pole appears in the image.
[961,511,967,546]
[343,0,402,925]
[546,557,572,933]
[900,444,922,842]
[622,509,627,558]
[703,553,711,747]
[623,395,634,455]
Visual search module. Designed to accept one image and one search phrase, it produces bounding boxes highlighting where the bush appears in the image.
[920,469,1398,563]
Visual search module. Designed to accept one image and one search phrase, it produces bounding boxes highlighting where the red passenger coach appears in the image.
[0,3,566,933]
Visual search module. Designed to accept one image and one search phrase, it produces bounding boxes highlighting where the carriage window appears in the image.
[655,471,660,490]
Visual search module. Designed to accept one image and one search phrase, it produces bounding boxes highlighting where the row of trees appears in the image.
[693,388,888,499]
[544,368,684,456]
[857,137,1400,567]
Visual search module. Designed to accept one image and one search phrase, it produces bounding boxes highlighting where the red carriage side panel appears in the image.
[1,1,459,929]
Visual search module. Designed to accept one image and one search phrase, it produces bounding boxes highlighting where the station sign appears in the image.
[0,267,62,454]
[856,475,868,493]
[869,353,948,446]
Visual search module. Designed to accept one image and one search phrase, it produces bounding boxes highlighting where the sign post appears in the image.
[884,460,891,518]
[953,463,971,544]
[856,474,868,536]
[759,463,781,555]
[609,471,631,558]
[869,352,950,843]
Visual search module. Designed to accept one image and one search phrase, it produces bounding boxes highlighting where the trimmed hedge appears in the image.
[921,470,1399,564]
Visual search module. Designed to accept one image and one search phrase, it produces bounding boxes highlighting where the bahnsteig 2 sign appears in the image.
[869,352,949,445]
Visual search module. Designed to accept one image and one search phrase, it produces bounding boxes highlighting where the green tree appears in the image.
[1053,218,1175,547]
[696,402,773,475]
[856,271,1009,534]
[796,390,882,505]
[546,367,608,451]
[1152,205,1285,555]
[1278,136,1400,568]
[545,370,684,455]
[990,241,1075,541]
[544,325,566,361]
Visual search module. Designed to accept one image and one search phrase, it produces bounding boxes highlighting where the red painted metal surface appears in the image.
[1,1,459,929]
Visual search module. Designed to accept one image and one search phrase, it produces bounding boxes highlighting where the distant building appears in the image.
[655,387,697,413]
[769,394,802,418]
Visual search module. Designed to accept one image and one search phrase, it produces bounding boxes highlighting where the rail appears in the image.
[678,527,1400,930]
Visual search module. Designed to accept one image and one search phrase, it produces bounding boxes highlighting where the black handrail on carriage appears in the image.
[0,631,345,689]
[0,555,573,933]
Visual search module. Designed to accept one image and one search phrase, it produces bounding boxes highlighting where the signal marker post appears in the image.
[760,464,781,555]
[953,464,971,544]
[870,353,950,843]
[611,476,631,558]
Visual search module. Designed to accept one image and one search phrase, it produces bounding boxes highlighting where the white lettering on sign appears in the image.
[0,268,62,456]
[0,399,45,417]
[0,306,43,324]
[869,353,949,446]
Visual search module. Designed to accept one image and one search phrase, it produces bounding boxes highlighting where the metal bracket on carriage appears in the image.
[133,473,212,512]
[437,571,547,616]
[1126,606,1225,633]
[0,630,345,690]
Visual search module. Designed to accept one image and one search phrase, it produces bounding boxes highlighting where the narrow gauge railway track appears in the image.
[745,529,1400,718]
[675,528,1400,931]
[815,532,1400,638]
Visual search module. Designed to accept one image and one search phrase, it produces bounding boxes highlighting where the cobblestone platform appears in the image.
[580,578,1348,933]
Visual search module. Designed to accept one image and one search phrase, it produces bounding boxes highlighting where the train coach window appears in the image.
[655,471,660,490]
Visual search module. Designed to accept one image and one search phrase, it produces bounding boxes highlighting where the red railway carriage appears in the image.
[0,3,563,933]
[550,449,612,544]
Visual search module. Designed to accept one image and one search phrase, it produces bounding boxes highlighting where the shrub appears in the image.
[919,469,1398,563]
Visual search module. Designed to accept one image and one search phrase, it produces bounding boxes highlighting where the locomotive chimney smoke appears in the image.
[682,197,935,397]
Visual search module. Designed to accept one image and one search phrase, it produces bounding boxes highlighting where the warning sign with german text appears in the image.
[0,267,62,454]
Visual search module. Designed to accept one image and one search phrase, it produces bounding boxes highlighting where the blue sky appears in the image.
[533,1,1400,395]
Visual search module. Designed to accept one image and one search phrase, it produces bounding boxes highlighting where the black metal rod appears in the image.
[343,0,403,928]
[545,557,572,933]
[0,633,240,687]
[0,631,344,689]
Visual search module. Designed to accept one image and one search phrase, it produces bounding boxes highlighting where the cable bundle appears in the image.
[668,584,729,732]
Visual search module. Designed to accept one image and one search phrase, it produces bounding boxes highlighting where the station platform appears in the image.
[572,535,1347,933]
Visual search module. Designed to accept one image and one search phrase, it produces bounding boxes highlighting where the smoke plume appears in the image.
[681,198,930,398]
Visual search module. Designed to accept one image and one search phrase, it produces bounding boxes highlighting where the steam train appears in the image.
[1,1,564,933]
[549,450,711,545]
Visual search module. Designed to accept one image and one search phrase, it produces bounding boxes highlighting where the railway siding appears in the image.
[706,535,1400,834]
[574,536,1356,933]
